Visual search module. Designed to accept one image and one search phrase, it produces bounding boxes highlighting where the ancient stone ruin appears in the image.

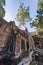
[0,17,35,65]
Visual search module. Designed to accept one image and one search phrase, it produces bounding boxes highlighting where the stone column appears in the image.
[20,39,22,54]
[25,41,27,51]
[39,41,42,48]
[15,38,21,55]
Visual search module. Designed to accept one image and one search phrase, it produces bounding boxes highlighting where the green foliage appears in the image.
[38,0,43,11]
[30,61,35,65]
[0,0,5,6]
[17,51,28,63]
[0,6,5,17]
[30,14,43,31]
[0,0,5,17]
[16,3,31,25]
[30,0,43,32]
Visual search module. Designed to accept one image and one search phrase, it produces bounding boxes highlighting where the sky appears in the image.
[4,0,38,32]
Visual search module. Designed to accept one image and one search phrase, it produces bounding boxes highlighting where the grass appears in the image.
[30,61,35,65]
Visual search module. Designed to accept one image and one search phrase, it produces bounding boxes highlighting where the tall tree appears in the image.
[30,0,43,32]
[16,3,31,26]
[0,0,5,17]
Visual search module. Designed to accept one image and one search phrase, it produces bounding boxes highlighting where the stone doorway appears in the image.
[21,40,25,51]
[26,42,29,52]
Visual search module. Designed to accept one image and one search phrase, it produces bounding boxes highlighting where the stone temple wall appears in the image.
[0,17,35,56]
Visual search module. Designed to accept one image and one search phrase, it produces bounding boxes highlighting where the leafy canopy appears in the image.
[30,0,43,32]
[16,3,31,25]
[0,0,5,17]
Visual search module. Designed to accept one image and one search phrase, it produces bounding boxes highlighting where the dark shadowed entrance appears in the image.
[21,39,25,50]
[26,42,29,52]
